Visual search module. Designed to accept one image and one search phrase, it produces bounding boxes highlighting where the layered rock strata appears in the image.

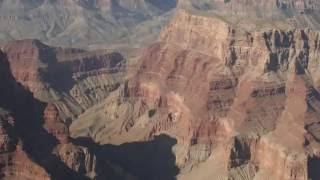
[2,39,126,121]
[71,9,320,180]
[0,48,101,179]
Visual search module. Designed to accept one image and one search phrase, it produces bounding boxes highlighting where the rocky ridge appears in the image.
[2,0,320,50]
[1,39,126,121]
[71,9,320,180]
[0,42,130,179]
[2,1,320,180]
[0,0,178,49]
[179,0,320,30]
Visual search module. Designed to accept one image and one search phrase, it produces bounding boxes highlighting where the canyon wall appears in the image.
[0,44,127,179]
[71,9,320,179]
[1,39,126,121]
[180,0,320,12]
[1,2,320,179]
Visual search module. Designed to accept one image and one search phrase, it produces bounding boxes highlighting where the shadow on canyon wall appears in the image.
[1,48,179,180]
[146,0,178,11]
[73,134,179,180]
[0,52,90,180]
[308,156,320,180]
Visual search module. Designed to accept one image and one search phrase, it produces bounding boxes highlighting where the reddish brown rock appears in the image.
[2,39,53,95]
[0,113,15,153]
[103,10,320,179]
[0,112,50,180]
[43,103,70,144]
[0,46,99,179]
[42,103,96,177]
[2,39,123,98]
[4,3,320,180]
[1,39,125,121]
[54,143,97,178]
[3,141,51,180]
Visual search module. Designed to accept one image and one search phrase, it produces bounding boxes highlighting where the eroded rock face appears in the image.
[178,0,320,31]
[44,103,70,144]
[3,141,51,180]
[0,48,103,179]
[2,39,55,98]
[0,54,50,179]
[0,0,177,49]
[0,111,16,154]
[43,103,96,177]
[54,143,96,178]
[69,9,320,180]
[1,39,126,121]
[181,0,320,12]
[3,3,320,180]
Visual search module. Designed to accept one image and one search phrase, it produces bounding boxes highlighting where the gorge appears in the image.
[0,0,320,180]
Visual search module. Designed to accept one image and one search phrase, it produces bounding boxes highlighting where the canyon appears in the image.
[2,0,320,50]
[0,0,178,49]
[71,8,320,180]
[0,0,320,180]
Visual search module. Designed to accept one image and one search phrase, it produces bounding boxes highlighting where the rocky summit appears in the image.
[0,0,320,180]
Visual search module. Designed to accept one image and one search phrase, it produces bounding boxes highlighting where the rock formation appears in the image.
[1,0,320,49]
[179,0,320,31]
[0,0,178,49]
[43,103,70,144]
[43,103,97,178]
[180,0,320,13]
[70,9,320,180]
[2,39,126,121]
[2,1,320,180]
[0,51,51,179]
[0,46,104,179]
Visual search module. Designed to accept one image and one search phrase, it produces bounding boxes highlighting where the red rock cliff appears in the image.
[115,10,320,179]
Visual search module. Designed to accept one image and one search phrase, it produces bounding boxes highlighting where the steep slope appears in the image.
[1,39,126,121]
[0,50,51,180]
[3,0,320,50]
[0,48,94,179]
[0,42,133,179]
[2,1,320,180]
[71,9,320,180]
[0,0,177,49]
[179,0,320,30]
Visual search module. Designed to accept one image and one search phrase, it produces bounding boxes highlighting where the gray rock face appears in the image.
[2,0,320,49]
[0,0,177,49]
[181,0,320,30]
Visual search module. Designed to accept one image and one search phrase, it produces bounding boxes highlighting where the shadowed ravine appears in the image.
[0,53,90,180]
[73,135,179,180]
[308,156,320,180]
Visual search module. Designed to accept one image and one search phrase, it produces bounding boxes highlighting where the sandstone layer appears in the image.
[1,39,126,122]
[0,43,129,179]
[71,9,320,180]
[2,1,320,180]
